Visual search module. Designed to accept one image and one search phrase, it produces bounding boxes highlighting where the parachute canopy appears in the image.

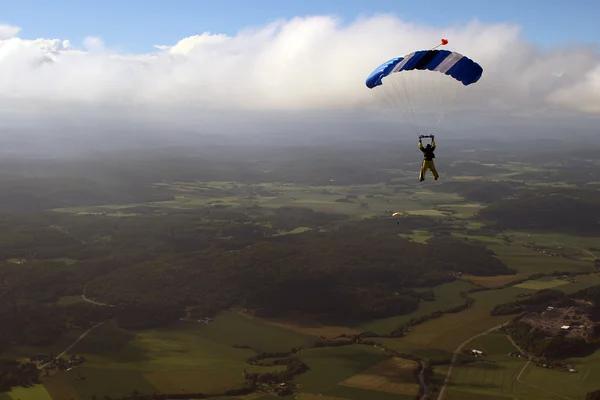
[364,43,483,136]
[392,212,405,217]
[365,49,483,89]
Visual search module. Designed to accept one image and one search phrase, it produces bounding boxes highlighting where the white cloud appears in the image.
[82,36,105,52]
[0,24,20,39]
[0,15,599,137]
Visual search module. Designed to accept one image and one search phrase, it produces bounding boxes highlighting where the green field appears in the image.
[355,280,477,334]
[515,277,570,290]
[52,181,471,220]
[5,385,53,400]
[401,307,514,353]
[519,348,600,400]
[37,318,291,400]
[372,338,453,362]
[29,174,600,400]
[182,311,317,352]
[446,334,600,400]
[56,295,86,306]
[296,345,387,393]
[467,332,520,356]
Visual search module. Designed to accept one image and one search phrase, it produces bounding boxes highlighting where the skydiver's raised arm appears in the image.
[431,139,436,150]
[418,140,425,152]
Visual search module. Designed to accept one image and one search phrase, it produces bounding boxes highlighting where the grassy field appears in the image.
[514,277,571,290]
[338,357,420,396]
[35,318,293,400]
[446,333,600,400]
[519,348,600,400]
[295,345,414,400]
[355,280,476,334]
[487,241,595,275]
[36,174,600,400]
[192,311,317,351]
[401,307,514,353]
[295,345,387,393]
[467,332,520,355]
[237,311,361,339]
[5,385,53,400]
[460,274,521,288]
[372,338,454,363]
[444,332,535,399]
[52,181,468,220]
[55,295,86,306]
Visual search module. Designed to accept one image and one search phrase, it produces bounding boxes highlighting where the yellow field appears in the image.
[238,311,361,338]
[296,394,348,400]
[402,307,514,352]
[338,357,420,396]
[7,385,53,400]
[143,368,244,394]
[460,274,521,288]
[514,278,570,290]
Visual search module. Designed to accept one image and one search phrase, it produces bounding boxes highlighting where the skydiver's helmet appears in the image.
[425,144,432,150]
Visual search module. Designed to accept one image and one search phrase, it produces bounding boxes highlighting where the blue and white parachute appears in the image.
[365,43,483,136]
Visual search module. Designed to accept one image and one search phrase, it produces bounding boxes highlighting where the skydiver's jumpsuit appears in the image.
[418,139,439,182]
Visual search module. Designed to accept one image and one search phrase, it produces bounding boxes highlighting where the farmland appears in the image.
[338,357,420,396]
[2,144,600,400]
[356,280,477,335]
[36,318,293,399]
[445,332,600,400]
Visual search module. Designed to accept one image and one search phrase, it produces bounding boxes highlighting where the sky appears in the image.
[0,0,599,150]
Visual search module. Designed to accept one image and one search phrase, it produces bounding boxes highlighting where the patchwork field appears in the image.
[460,274,521,288]
[445,333,600,400]
[338,357,420,396]
[356,280,477,334]
[237,311,361,339]
[4,385,53,400]
[52,181,470,221]
[16,168,600,400]
[29,317,294,400]
[401,307,514,353]
[515,277,571,290]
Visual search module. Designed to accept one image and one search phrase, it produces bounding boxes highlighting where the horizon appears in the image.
[0,0,599,156]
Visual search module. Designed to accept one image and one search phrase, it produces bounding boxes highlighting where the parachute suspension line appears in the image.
[381,84,407,125]
[388,76,417,133]
[398,76,420,134]
[434,72,446,129]
[385,78,418,134]
[395,76,421,135]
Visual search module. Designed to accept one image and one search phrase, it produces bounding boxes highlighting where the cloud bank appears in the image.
[0,15,599,137]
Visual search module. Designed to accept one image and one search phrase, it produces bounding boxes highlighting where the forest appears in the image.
[480,188,600,236]
[0,206,514,342]
[1,139,599,396]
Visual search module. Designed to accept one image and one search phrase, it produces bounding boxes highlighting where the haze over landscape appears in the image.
[0,1,599,400]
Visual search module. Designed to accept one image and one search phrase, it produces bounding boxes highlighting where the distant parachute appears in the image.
[392,212,405,217]
[365,39,483,137]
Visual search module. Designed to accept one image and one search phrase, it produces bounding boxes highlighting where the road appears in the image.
[38,320,108,369]
[437,324,576,400]
[81,283,115,307]
[418,360,429,400]
[436,323,508,400]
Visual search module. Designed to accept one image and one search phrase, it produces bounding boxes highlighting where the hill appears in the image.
[480,188,600,236]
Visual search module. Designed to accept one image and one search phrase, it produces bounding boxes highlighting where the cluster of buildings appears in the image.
[521,301,597,340]
[30,354,86,371]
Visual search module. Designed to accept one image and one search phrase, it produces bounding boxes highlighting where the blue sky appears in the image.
[1,0,599,52]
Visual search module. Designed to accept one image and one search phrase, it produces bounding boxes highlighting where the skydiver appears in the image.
[418,135,439,182]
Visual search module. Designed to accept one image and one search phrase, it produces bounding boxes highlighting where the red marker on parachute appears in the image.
[431,38,449,50]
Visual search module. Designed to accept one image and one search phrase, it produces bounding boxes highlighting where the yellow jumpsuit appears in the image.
[418,140,439,182]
